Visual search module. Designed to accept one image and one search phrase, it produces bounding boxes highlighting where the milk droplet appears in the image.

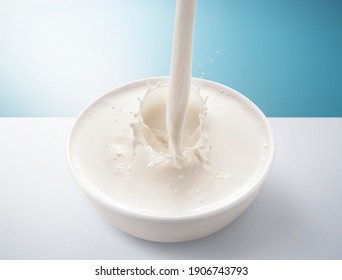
[178,174,184,178]
[216,172,223,179]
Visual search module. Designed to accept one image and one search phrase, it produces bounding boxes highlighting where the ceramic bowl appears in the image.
[66,77,275,242]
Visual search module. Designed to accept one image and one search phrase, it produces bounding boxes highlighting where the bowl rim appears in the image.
[66,76,275,222]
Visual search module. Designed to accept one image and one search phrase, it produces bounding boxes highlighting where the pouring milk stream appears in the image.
[167,0,198,161]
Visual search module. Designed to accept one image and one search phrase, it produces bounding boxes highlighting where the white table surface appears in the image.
[0,118,341,260]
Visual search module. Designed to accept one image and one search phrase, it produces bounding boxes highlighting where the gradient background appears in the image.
[0,0,341,117]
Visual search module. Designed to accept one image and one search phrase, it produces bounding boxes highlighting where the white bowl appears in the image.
[66,77,275,242]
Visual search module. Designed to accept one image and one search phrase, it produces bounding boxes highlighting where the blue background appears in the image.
[1,0,341,117]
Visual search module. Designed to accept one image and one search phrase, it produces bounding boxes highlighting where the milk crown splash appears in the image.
[167,0,198,160]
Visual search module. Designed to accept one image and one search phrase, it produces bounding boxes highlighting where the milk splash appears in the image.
[131,80,212,169]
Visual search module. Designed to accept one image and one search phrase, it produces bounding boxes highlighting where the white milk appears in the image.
[167,0,197,159]
[140,0,207,168]
[69,78,272,217]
